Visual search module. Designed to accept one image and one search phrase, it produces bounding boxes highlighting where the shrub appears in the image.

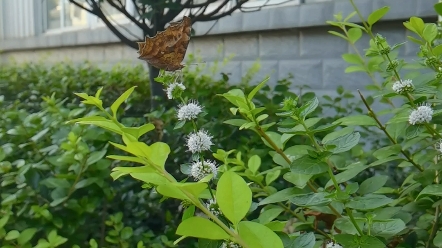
[65,2,442,248]
[0,55,359,247]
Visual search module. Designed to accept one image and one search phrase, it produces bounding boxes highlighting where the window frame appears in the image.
[43,0,91,34]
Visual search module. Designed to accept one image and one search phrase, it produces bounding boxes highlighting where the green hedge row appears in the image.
[0,58,371,247]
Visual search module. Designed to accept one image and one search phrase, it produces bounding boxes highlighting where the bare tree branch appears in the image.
[106,0,149,32]
[131,0,143,18]
[88,0,138,49]
[193,0,246,22]
[69,0,96,14]
[99,2,142,40]
[183,0,219,8]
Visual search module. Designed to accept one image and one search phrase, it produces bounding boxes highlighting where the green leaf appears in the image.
[182,205,195,221]
[358,175,388,195]
[258,207,284,224]
[0,215,9,228]
[248,77,269,100]
[265,170,280,185]
[293,232,315,248]
[283,172,312,189]
[224,119,248,127]
[370,219,405,238]
[258,187,304,206]
[176,182,208,198]
[325,164,368,188]
[416,184,442,200]
[333,115,377,126]
[131,172,169,186]
[156,183,189,200]
[262,132,283,150]
[5,230,20,240]
[47,229,67,246]
[409,17,425,35]
[324,132,360,154]
[422,23,438,43]
[238,221,284,248]
[107,155,144,165]
[346,194,393,210]
[18,228,37,245]
[334,234,359,248]
[176,217,229,240]
[149,142,171,167]
[347,28,362,43]
[328,30,348,40]
[290,192,331,207]
[89,239,98,248]
[198,239,224,248]
[435,2,442,16]
[367,6,390,26]
[434,230,442,247]
[68,116,122,134]
[111,86,136,117]
[74,178,98,189]
[86,150,107,166]
[335,218,364,236]
[31,128,50,142]
[120,227,133,240]
[216,171,252,224]
[1,194,17,206]
[345,65,366,73]
[290,156,328,175]
[342,53,364,65]
[359,235,385,248]
[299,97,319,119]
[372,145,402,159]
[248,155,261,174]
[40,178,71,189]
[49,197,68,207]
[111,166,155,180]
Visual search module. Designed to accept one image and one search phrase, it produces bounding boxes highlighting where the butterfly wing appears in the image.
[138,16,192,71]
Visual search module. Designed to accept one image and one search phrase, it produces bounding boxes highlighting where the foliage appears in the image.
[0,52,357,247]
[62,1,442,248]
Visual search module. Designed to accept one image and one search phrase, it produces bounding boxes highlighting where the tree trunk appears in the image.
[147,63,166,110]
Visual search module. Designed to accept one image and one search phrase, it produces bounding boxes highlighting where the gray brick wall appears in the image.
[0,0,438,95]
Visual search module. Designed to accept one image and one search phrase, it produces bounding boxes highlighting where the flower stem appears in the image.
[345,207,364,236]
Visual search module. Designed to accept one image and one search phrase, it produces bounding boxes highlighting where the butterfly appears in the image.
[137,16,192,71]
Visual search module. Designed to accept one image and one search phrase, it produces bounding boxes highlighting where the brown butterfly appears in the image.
[137,16,192,71]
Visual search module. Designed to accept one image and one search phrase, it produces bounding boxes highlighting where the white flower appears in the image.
[392,79,414,94]
[325,241,343,248]
[408,103,433,125]
[436,140,442,153]
[221,241,241,248]
[205,198,222,216]
[191,160,218,180]
[186,129,213,153]
[177,100,202,121]
[165,82,185,99]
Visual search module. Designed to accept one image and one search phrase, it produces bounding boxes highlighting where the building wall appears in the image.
[0,0,438,94]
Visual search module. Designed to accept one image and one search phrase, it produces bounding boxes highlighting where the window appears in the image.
[45,0,87,30]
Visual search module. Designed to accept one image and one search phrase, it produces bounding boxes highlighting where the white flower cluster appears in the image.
[325,241,343,248]
[165,77,216,187]
[177,100,203,121]
[205,199,222,216]
[392,79,414,94]
[436,140,442,153]
[191,160,218,180]
[166,82,186,99]
[221,241,241,248]
[186,129,213,153]
[408,103,433,125]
